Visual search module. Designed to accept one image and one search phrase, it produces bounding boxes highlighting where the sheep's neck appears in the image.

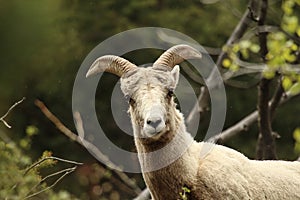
[134,107,194,173]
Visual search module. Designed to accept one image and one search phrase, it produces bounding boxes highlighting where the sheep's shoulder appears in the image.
[193,143,252,199]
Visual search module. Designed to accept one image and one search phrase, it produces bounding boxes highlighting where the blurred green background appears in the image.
[0,0,299,199]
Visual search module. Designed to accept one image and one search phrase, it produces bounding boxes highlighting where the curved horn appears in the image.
[153,44,202,69]
[86,55,137,78]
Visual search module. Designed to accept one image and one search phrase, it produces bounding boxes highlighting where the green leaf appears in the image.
[295,143,300,154]
[296,27,300,37]
[293,128,300,142]
[282,15,299,33]
[282,0,295,15]
[291,43,298,51]
[263,69,275,79]
[240,49,249,59]
[26,125,39,136]
[19,138,30,149]
[230,64,239,72]
[239,40,251,49]
[222,58,231,68]
[289,82,300,95]
[182,186,191,193]
[249,44,260,53]
[282,76,293,91]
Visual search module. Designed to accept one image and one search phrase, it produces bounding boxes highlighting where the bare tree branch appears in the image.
[73,111,142,195]
[23,166,76,200]
[184,3,257,135]
[208,91,298,143]
[35,99,141,195]
[35,99,81,143]
[209,110,257,144]
[255,0,277,160]
[25,166,77,198]
[257,78,277,160]
[0,97,25,128]
[269,78,284,119]
[24,156,83,175]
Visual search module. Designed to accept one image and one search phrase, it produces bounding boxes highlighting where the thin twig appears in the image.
[25,166,77,197]
[269,77,284,119]
[35,99,141,195]
[0,97,25,128]
[23,166,76,200]
[24,156,83,175]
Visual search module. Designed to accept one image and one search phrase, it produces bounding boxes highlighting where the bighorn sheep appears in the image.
[86,44,300,199]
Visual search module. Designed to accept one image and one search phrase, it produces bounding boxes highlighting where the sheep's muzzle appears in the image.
[143,104,167,138]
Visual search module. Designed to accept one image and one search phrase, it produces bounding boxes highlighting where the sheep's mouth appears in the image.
[144,126,165,138]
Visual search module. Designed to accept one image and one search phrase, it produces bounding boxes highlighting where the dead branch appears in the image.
[35,99,141,195]
[0,97,25,128]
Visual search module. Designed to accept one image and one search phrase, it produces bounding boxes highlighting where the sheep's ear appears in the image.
[171,65,180,88]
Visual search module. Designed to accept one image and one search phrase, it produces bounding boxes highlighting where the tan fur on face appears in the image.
[121,67,177,141]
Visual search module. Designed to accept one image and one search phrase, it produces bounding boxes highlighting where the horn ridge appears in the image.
[86,55,137,78]
[153,44,202,69]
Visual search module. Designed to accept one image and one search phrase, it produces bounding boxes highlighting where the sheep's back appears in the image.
[196,143,300,199]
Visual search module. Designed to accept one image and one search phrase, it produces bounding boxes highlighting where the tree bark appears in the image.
[256,0,277,160]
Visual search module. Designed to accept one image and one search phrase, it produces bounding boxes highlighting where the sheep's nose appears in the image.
[146,117,162,129]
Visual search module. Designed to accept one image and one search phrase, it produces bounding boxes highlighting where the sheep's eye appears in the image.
[167,90,174,98]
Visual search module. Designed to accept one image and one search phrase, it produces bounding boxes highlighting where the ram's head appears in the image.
[86,45,201,142]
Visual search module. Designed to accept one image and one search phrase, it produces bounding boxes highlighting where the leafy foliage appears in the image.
[0,139,77,199]
[223,0,300,81]
[179,186,191,200]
